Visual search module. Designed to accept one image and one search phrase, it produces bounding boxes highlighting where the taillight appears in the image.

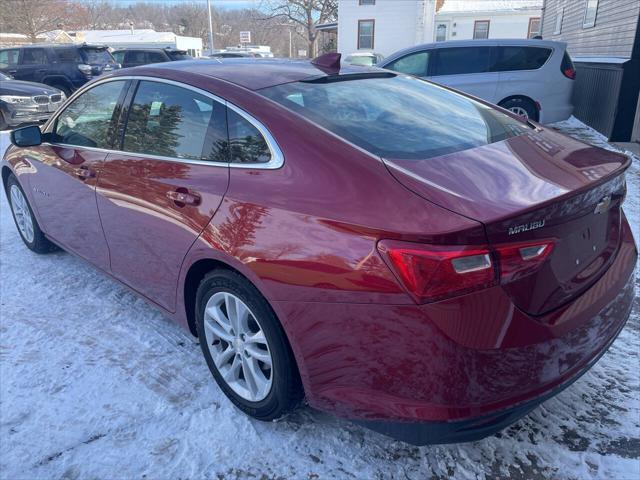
[378,239,555,303]
[561,52,576,79]
[495,239,555,283]
[378,241,497,303]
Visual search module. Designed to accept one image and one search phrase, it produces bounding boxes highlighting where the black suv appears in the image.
[112,48,192,68]
[0,44,120,96]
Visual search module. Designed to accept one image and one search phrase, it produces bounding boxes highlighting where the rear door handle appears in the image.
[167,189,201,207]
[74,166,95,179]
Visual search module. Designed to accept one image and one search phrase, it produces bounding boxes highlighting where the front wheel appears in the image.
[6,174,58,253]
[195,269,303,420]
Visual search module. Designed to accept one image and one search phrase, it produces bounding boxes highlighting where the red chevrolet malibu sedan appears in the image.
[2,56,636,445]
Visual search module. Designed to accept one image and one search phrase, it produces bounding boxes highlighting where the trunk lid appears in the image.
[384,127,630,315]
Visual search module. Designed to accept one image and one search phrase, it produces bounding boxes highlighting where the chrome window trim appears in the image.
[44,75,284,170]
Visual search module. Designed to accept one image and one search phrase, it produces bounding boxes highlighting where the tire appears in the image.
[6,174,58,254]
[0,111,8,130]
[499,97,538,122]
[195,269,303,420]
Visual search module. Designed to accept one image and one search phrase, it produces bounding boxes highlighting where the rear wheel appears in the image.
[6,174,58,253]
[195,269,303,420]
[499,98,538,122]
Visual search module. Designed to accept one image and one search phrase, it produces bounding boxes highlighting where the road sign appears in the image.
[240,31,251,44]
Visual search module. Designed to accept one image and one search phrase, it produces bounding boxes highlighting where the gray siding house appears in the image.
[541,0,640,141]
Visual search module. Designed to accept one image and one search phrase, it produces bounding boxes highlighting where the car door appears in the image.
[0,48,21,77]
[494,45,554,103]
[28,79,130,270]
[14,48,49,84]
[428,46,499,102]
[96,79,230,311]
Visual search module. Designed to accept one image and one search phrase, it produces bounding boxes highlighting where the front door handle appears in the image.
[74,166,95,179]
[167,188,201,207]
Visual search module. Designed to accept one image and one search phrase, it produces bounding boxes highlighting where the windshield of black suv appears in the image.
[259,74,532,160]
[167,51,191,61]
[81,47,115,64]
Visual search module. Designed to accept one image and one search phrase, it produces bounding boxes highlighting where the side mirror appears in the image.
[11,125,42,147]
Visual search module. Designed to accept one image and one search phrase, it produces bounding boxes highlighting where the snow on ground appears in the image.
[0,119,638,480]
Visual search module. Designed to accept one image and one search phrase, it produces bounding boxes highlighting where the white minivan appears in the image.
[379,39,575,124]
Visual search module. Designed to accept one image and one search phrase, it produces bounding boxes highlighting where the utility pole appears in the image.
[207,0,214,54]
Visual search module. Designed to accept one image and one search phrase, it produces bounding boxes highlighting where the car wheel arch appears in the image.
[42,76,73,94]
[182,256,310,396]
[1,166,12,191]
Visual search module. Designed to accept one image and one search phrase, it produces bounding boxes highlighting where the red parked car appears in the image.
[2,56,636,445]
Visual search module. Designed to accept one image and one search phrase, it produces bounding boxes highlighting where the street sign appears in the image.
[298,49,307,57]
[239,31,251,44]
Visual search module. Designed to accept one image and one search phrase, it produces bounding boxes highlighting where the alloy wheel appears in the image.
[203,292,273,402]
[509,106,529,119]
[10,184,35,243]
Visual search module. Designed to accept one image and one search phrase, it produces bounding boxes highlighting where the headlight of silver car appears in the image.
[0,95,34,104]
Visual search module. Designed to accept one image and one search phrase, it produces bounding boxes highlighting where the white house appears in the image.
[435,0,542,42]
[337,0,437,57]
[71,30,203,57]
[337,0,542,57]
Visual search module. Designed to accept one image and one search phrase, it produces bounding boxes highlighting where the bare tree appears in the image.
[262,0,337,58]
[0,0,86,41]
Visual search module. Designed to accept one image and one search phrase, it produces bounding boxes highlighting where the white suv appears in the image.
[379,39,575,124]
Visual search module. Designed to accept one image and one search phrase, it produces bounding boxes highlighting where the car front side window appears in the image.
[123,80,228,162]
[0,49,20,68]
[53,80,127,149]
[385,51,430,77]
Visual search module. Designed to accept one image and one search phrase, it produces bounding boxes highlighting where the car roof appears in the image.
[18,43,108,49]
[114,48,184,52]
[116,58,377,91]
[381,38,567,64]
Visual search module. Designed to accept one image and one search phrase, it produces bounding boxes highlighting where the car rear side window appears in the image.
[260,75,531,160]
[145,51,167,63]
[493,46,552,71]
[384,51,430,77]
[81,48,113,64]
[123,81,228,162]
[54,48,81,62]
[432,47,492,76]
[227,109,271,164]
[53,80,126,149]
[21,48,47,65]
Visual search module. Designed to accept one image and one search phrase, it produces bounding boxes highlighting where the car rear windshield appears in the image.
[259,74,532,160]
[80,47,114,64]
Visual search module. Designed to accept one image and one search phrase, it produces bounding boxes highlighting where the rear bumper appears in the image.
[275,216,637,442]
[354,307,628,445]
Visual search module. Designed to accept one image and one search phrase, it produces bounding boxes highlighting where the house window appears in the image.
[528,17,541,38]
[359,0,375,4]
[358,20,375,49]
[436,23,448,42]
[583,0,599,28]
[473,20,490,39]
[553,7,564,34]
